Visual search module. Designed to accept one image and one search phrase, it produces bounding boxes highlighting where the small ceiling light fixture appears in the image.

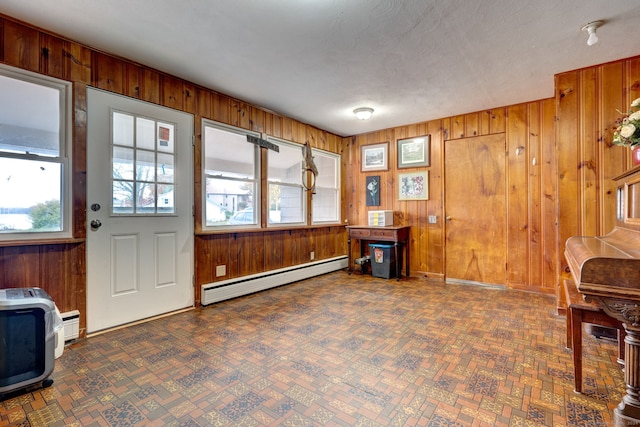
[581,20,604,46]
[353,107,374,120]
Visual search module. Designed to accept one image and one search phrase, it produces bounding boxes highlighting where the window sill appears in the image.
[195,222,345,236]
[0,237,85,247]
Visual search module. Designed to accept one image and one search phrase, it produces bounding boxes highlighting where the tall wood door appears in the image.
[444,133,506,286]
[86,88,194,333]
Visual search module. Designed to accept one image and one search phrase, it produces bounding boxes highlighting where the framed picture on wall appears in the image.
[398,171,429,200]
[366,176,380,206]
[397,135,430,168]
[361,142,389,172]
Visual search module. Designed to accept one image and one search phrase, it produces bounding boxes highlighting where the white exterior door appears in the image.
[86,88,193,333]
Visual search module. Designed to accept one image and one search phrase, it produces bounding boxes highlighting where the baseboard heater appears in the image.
[60,310,80,342]
[201,256,348,306]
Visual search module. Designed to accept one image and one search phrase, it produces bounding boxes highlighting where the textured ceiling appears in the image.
[2,0,640,136]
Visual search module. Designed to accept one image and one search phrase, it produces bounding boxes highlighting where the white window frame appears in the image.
[312,148,341,225]
[0,64,72,241]
[201,120,261,230]
[265,136,307,228]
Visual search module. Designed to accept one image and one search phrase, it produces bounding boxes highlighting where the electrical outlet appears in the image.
[215,265,226,277]
[310,251,315,261]
[428,215,437,224]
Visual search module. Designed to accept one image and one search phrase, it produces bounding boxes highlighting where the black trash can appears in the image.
[369,243,396,279]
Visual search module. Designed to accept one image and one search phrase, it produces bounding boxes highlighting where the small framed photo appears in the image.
[397,135,430,168]
[361,142,389,172]
[366,176,380,206]
[398,171,429,200]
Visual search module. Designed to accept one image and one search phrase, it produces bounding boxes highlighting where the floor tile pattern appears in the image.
[0,272,625,426]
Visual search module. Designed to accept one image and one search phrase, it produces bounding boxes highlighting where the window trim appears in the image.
[201,120,261,231]
[0,64,72,241]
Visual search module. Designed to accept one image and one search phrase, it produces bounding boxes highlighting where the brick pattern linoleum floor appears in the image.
[0,271,625,426]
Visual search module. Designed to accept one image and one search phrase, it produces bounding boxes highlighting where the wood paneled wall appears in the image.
[2,12,639,332]
[556,57,640,287]
[0,15,348,335]
[347,99,558,294]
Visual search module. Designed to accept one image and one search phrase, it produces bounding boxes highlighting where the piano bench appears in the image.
[563,279,625,394]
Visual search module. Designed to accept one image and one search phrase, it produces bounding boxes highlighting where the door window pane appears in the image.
[157,122,175,153]
[157,153,174,183]
[113,146,134,180]
[113,112,134,147]
[136,117,155,150]
[113,181,134,214]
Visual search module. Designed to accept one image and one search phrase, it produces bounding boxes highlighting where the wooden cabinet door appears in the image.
[445,134,506,286]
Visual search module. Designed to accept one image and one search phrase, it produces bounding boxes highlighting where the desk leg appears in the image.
[394,242,400,281]
[347,236,352,274]
[570,307,583,393]
[405,239,410,277]
[360,240,366,275]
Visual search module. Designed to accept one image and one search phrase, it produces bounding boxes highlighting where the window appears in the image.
[111,112,176,215]
[201,121,341,230]
[0,65,71,239]
[202,121,260,228]
[312,149,341,223]
[266,138,305,226]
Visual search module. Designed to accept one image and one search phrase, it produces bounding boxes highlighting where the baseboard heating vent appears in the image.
[60,310,80,341]
[202,256,348,306]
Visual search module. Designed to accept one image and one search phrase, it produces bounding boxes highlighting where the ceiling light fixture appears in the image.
[581,20,603,46]
[353,107,374,120]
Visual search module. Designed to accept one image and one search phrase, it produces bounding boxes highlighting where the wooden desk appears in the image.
[563,279,625,393]
[346,226,410,280]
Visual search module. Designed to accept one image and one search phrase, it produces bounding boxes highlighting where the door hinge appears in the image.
[192,135,195,146]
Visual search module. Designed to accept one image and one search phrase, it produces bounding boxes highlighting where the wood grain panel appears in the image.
[540,98,557,292]
[527,102,543,290]
[93,51,124,93]
[579,67,598,238]
[3,20,39,71]
[40,33,65,79]
[125,63,141,98]
[451,115,465,139]
[142,68,160,104]
[465,113,479,138]
[160,74,184,111]
[489,109,506,134]
[506,104,528,286]
[66,42,91,84]
[0,18,4,61]
[556,71,580,279]
[72,83,88,239]
[599,63,625,235]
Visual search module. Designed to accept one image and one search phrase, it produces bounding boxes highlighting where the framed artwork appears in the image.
[398,171,429,200]
[397,135,430,168]
[361,142,389,172]
[366,176,380,206]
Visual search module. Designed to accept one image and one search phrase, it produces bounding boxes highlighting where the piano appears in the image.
[565,165,640,425]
